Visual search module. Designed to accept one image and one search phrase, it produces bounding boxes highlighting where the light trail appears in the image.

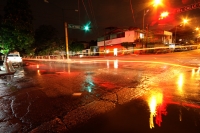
[86,59,199,70]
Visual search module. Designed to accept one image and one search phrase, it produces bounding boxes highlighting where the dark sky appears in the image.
[0,0,200,41]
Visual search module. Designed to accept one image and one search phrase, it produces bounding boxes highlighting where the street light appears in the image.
[174,18,189,43]
[142,0,162,48]
[153,0,162,6]
[183,18,189,25]
[159,11,169,19]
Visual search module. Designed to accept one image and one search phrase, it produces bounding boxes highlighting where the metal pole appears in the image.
[143,10,145,31]
[104,29,106,57]
[142,10,145,48]
[175,26,177,43]
[64,22,69,60]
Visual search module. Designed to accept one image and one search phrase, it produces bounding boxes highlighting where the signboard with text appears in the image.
[68,24,83,30]
[175,2,200,13]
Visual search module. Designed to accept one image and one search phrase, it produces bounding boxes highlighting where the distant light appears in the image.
[44,0,49,3]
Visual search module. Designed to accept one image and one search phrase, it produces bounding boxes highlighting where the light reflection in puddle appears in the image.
[148,91,166,129]
[107,60,109,68]
[114,60,118,69]
[197,67,200,74]
[106,60,118,69]
[192,68,195,77]
[146,68,200,129]
[37,70,41,76]
[72,93,82,96]
[177,73,184,94]
[82,72,95,93]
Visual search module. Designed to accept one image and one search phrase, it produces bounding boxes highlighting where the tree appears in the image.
[0,0,34,73]
[69,41,84,54]
[170,25,195,44]
[34,25,62,55]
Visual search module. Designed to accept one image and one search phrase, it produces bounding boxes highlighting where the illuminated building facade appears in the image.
[97,29,172,56]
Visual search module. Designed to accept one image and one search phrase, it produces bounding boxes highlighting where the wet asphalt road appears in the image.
[0,50,200,133]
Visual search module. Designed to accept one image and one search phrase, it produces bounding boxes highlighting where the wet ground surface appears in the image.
[0,50,200,133]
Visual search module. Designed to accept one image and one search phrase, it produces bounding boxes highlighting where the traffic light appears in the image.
[83,25,90,31]
[82,21,91,31]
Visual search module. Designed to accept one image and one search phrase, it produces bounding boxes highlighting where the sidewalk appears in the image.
[0,65,15,76]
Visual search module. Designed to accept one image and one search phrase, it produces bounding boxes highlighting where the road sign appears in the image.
[68,24,83,30]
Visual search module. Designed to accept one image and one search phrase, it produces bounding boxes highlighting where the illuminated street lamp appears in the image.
[143,0,163,30]
[142,0,162,48]
[153,0,162,6]
[183,18,189,25]
[159,11,169,19]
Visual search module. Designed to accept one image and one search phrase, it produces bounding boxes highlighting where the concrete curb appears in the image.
[0,71,15,76]
[0,64,16,77]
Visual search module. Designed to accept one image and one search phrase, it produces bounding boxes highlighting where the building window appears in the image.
[110,34,117,39]
[97,37,104,42]
[105,35,110,40]
[117,32,125,38]
[140,33,144,38]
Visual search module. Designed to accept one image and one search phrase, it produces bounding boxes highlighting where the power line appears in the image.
[81,0,90,21]
[130,0,136,25]
[88,0,99,35]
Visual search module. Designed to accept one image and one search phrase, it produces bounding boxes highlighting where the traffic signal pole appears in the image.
[64,22,69,60]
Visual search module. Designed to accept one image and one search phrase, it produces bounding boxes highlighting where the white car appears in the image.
[7,52,23,66]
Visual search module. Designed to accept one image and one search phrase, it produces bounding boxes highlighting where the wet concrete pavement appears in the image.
[0,50,200,133]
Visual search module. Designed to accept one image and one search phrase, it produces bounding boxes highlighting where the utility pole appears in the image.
[143,9,149,48]
[64,22,69,60]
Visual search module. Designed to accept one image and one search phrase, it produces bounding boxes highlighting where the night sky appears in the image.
[0,0,200,41]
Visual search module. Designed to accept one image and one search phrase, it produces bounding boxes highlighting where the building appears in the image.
[97,28,172,56]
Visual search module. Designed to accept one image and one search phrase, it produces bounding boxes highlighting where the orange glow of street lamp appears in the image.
[160,11,169,19]
[182,18,189,25]
[153,0,162,6]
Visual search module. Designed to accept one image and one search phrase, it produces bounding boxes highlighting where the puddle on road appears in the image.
[71,98,200,133]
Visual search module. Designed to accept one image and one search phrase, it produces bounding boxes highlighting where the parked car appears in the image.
[169,43,185,52]
[7,52,23,66]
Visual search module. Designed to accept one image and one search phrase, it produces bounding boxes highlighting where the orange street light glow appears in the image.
[183,18,189,24]
[160,11,169,19]
[153,0,162,6]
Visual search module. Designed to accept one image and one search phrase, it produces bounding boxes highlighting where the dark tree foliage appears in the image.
[170,25,195,43]
[34,25,63,55]
[89,40,97,47]
[0,0,34,55]
[69,41,84,53]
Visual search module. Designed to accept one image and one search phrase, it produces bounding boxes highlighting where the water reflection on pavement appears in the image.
[0,59,200,132]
